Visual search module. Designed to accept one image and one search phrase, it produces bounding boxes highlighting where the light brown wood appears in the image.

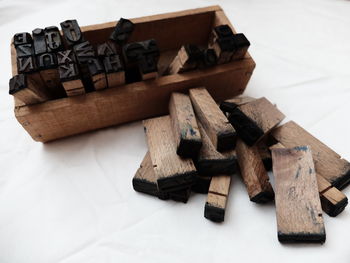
[10,74,50,105]
[133,151,192,202]
[11,6,256,142]
[236,139,274,203]
[133,151,159,197]
[169,92,202,157]
[189,87,236,151]
[143,115,196,192]
[272,146,326,243]
[167,46,197,74]
[91,73,107,90]
[196,121,236,175]
[205,175,231,222]
[225,96,256,106]
[270,142,348,217]
[62,79,85,97]
[271,121,350,189]
[106,71,125,88]
[239,97,284,134]
[141,71,158,80]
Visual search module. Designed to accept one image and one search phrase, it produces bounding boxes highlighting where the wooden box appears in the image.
[11,5,255,142]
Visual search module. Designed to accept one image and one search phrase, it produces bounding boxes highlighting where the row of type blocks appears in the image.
[10,18,161,104]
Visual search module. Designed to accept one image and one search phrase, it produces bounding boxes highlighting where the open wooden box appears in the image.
[11,5,255,142]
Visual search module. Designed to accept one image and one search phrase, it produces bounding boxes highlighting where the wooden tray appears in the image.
[11,5,256,142]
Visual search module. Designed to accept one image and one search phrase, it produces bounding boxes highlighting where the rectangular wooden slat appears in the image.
[143,115,196,192]
[169,92,202,157]
[236,139,274,203]
[189,87,236,151]
[272,146,326,243]
[196,121,237,176]
[271,142,348,217]
[132,151,192,203]
[204,175,231,222]
[227,97,285,146]
[271,121,350,189]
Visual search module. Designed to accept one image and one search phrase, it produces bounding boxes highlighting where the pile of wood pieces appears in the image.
[9,21,249,105]
[133,87,350,244]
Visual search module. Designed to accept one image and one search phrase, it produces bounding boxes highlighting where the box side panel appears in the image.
[15,59,255,142]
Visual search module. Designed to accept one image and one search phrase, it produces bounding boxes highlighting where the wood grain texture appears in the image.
[169,92,202,157]
[272,146,326,243]
[12,6,255,142]
[143,115,196,192]
[205,175,231,222]
[228,97,285,146]
[189,87,236,151]
[270,142,348,217]
[133,151,191,203]
[220,96,256,114]
[236,139,274,203]
[257,140,272,171]
[196,121,236,176]
[271,121,350,189]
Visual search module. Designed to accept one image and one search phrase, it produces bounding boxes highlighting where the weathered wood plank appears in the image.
[228,97,285,146]
[143,115,196,192]
[132,151,192,203]
[196,121,236,176]
[189,87,236,151]
[271,142,348,217]
[272,146,326,243]
[271,121,350,189]
[236,139,274,203]
[204,175,231,222]
[169,92,202,157]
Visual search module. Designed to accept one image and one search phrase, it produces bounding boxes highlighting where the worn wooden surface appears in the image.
[143,115,196,192]
[196,121,236,176]
[271,142,348,217]
[272,146,326,243]
[133,151,192,203]
[257,140,272,171]
[189,87,236,151]
[271,121,350,189]
[236,139,274,203]
[11,6,256,142]
[228,97,285,146]
[205,175,231,222]
[169,92,202,157]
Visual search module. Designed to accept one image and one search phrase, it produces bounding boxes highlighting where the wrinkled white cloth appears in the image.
[1,0,350,262]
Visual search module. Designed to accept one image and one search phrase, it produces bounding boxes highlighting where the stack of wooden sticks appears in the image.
[133,87,350,243]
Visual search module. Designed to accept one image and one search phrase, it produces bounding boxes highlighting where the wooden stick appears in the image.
[143,115,197,192]
[189,87,236,151]
[272,146,326,243]
[271,121,350,189]
[204,175,231,222]
[228,97,285,146]
[271,142,348,217]
[9,74,50,105]
[220,96,256,114]
[169,92,202,158]
[167,45,202,74]
[133,151,191,203]
[196,121,237,176]
[236,139,274,203]
[102,55,125,88]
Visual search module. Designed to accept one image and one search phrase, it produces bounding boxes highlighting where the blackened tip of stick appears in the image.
[220,101,238,113]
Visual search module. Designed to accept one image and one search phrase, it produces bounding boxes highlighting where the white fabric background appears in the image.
[1,0,350,262]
